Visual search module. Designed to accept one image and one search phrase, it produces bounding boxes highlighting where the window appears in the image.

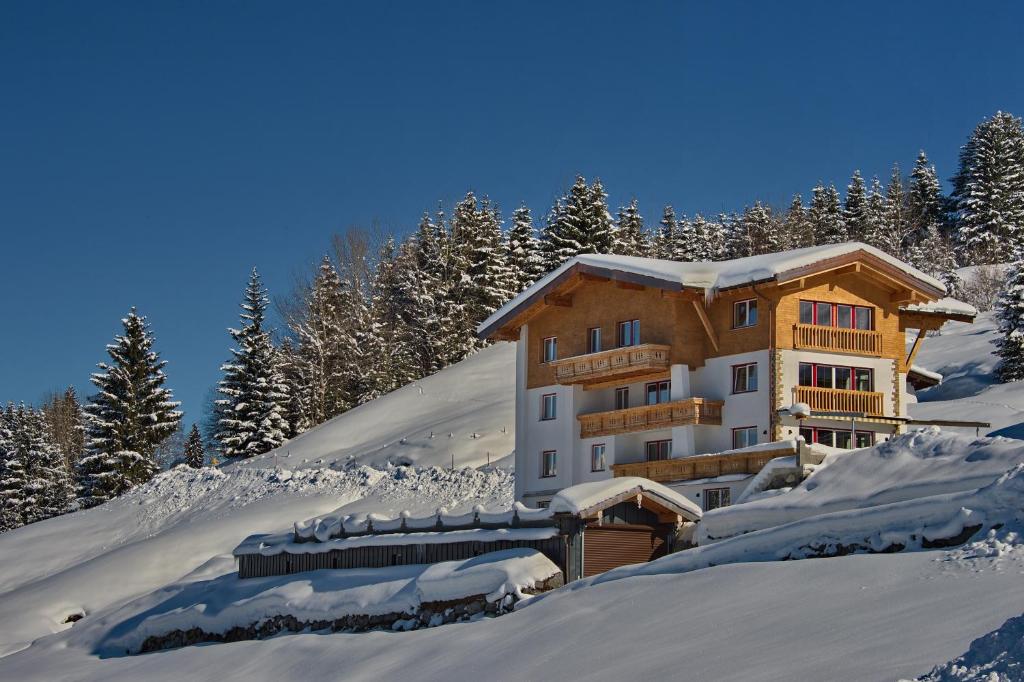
[798,363,874,392]
[799,300,875,330]
[536,500,550,509]
[540,393,557,421]
[540,450,557,477]
[732,426,758,449]
[614,387,630,410]
[541,337,557,363]
[645,440,671,461]
[588,327,602,354]
[800,426,875,449]
[733,299,758,328]
[591,444,606,472]
[704,487,731,511]
[617,319,640,347]
[732,363,758,393]
[645,380,671,405]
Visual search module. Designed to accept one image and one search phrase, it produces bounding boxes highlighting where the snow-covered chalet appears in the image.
[477,242,977,510]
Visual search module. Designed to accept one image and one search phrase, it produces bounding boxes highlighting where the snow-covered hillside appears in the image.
[1,431,1023,681]
[912,312,1024,439]
[239,342,516,471]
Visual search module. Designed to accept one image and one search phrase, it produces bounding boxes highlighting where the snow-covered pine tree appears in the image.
[654,205,678,259]
[15,404,74,523]
[686,214,715,261]
[706,215,729,261]
[183,424,204,468]
[884,164,910,254]
[215,270,290,459]
[79,309,181,506]
[276,338,306,438]
[906,150,948,254]
[740,202,784,255]
[614,198,648,256]
[844,171,870,242]
[783,194,814,249]
[539,197,568,272]
[723,210,754,259]
[506,204,545,291]
[951,111,1024,264]
[587,178,616,255]
[810,183,847,244]
[459,193,514,329]
[290,256,352,430]
[908,224,960,293]
[365,237,420,396]
[0,404,24,531]
[864,176,901,256]
[995,258,1024,382]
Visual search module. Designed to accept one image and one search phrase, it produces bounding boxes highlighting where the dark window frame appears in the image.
[591,443,607,472]
[617,319,641,347]
[732,298,758,329]
[588,327,602,354]
[540,393,557,421]
[540,450,557,478]
[645,439,672,462]
[645,380,671,405]
[798,362,875,392]
[614,386,630,411]
[731,362,758,394]
[799,426,875,449]
[704,487,731,511]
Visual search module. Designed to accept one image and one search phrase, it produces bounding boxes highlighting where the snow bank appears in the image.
[913,611,1024,681]
[698,428,1024,543]
[96,549,560,655]
[554,462,1024,592]
[548,476,702,520]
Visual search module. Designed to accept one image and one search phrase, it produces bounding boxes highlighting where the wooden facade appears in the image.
[578,398,724,438]
[610,443,798,483]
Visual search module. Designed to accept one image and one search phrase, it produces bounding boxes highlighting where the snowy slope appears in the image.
[238,342,516,471]
[911,312,1024,439]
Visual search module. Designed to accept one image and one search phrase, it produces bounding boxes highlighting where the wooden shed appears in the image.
[233,477,702,583]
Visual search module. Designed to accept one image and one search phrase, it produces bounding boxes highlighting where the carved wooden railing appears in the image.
[793,324,883,356]
[551,343,670,385]
[578,398,723,438]
[794,385,885,415]
[611,443,798,483]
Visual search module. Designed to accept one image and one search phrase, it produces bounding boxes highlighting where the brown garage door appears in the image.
[583,524,668,577]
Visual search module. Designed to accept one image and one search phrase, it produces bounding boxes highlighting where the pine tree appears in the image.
[41,387,85,471]
[15,405,74,523]
[506,205,545,291]
[865,176,901,256]
[183,424,204,468]
[216,270,290,459]
[539,197,568,271]
[723,210,753,259]
[844,171,870,242]
[686,214,721,261]
[587,179,616,255]
[614,198,648,256]
[539,176,615,267]
[952,111,1024,264]
[654,205,678,259]
[908,224,959,292]
[364,238,420,397]
[810,183,847,244]
[0,404,24,531]
[783,194,814,249]
[906,150,947,253]
[884,164,910,255]
[457,193,513,328]
[995,259,1024,382]
[738,202,784,256]
[79,309,181,506]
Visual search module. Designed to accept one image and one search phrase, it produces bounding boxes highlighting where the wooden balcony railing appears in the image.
[793,324,883,356]
[578,398,723,438]
[551,343,670,386]
[611,443,798,483]
[794,385,885,415]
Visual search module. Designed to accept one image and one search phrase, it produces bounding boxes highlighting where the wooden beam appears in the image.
[579,272,610,283]
[544,294,573,307]
[890,289,916,304]
[616,281,645,291]
[691,299,719,352]
[906,328,927,368]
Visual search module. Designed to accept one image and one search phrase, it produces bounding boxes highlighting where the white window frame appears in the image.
[540,393,557,421]
[540,450,557,478]
[732,363,758,394]
[732,426,758,449]
[591,443,606,472]
[733,299,758,329]
[542,336,557,363]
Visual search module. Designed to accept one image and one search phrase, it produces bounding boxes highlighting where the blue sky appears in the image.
[2,1,1023,424]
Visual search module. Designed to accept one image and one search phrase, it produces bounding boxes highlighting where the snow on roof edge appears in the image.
[479,242,947,336]
[549,477,703,520]
[901,297,978,318]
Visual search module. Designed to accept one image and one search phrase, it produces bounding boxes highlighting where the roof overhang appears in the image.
[774,249,946,302]
[564,483,702,523]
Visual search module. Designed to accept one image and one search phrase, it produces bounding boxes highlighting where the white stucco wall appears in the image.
[691,349,772,454]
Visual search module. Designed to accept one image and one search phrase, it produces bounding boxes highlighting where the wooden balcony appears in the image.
[551,343,670,387]
[793,324,883,356]
[794,385,885,415]
[578,398,723,439]
[611,443,798,483]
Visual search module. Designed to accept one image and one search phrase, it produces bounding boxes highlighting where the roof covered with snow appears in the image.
[549,477,702,521]
[480,242,948,337]
[901,297,978,320]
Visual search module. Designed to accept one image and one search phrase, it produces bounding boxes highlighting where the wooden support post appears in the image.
[691,299,719,352]
[905,328,927,368]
